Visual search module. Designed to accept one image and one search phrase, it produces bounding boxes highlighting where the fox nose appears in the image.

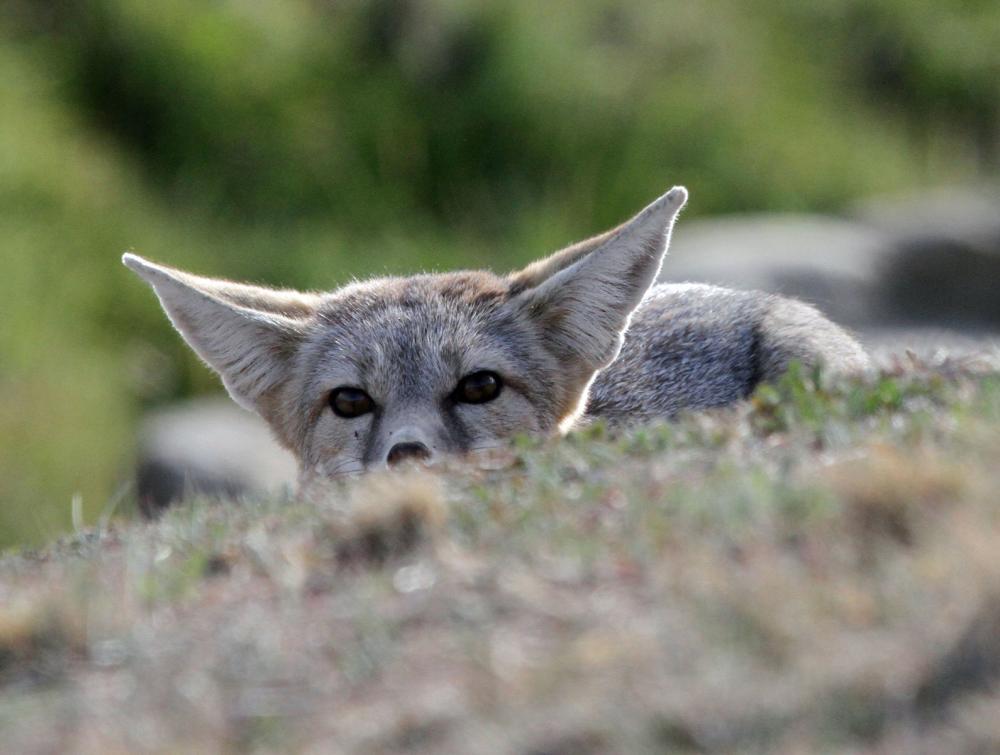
[386,441,432,467]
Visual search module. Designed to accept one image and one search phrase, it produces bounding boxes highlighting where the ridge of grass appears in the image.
[1,365,999,753]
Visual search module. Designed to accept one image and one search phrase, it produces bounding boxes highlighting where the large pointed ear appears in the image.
[123,254,320,414]
[508,186,687,378]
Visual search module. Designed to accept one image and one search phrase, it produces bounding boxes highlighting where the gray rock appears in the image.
[661,185,1000,329]
[855,185,1000,248]
[661,214,892,327]
[854,186,1000,327]
[136,398,297,515]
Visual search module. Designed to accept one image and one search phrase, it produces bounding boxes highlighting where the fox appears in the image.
[124,186,870,489]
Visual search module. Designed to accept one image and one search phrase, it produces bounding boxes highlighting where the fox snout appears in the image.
[378,424,438,469]
[386,441,433,467]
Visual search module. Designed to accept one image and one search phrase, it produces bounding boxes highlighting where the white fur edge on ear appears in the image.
[125,252,323,319]
[520,183,688,304]
[605,185,687,259]
[502,186,688,432]
[564,184,688,299]
[635,185,688,225]
[545,184,688,302]
[508,184,689,420]
[508,185,688,292]
[122,252,306,414]
[123,253,214,296]
[122,252,168,282]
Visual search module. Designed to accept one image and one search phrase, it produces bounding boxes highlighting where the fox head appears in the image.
[124,187,687,487]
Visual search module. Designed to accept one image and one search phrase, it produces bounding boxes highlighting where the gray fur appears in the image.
[589,283,870,423]
[124,186,870,490]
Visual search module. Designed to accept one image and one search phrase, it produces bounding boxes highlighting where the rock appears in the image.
[853,186,1000,327]
[660,214,892,327]
[661,185,1000,330]
[136,398,297,515]
[854,185,1000,249]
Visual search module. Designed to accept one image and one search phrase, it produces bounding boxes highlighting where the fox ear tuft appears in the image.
[123,254,317,414]
[509,186,687,377]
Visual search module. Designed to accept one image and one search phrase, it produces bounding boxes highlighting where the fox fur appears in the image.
[124,187,870,487]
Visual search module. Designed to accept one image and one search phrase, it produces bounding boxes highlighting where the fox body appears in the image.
[124,187,869,488]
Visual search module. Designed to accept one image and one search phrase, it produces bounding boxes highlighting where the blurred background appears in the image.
[2,0,998,548]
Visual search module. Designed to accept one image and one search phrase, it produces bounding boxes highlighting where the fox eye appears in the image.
[329,387,374,418]
[454,371,502,404]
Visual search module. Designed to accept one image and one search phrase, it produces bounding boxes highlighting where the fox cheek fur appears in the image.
[124,185,869,486]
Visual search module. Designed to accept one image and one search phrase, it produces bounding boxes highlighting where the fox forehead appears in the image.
[300,270,550,397]
[328,269,511,308]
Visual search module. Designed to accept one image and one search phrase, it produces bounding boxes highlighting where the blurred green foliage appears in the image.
[1,0,998,547]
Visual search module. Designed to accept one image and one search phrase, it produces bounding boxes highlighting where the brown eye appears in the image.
[455,371,502,404]
[329,387,374,418]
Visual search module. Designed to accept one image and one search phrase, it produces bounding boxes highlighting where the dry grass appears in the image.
[1,365,999,753]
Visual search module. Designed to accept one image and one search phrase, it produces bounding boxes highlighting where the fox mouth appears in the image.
[321,459,367,479]
[463,444,519,471]
[319,442,517,481]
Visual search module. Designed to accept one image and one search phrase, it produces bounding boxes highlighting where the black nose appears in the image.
[386,441,432,467]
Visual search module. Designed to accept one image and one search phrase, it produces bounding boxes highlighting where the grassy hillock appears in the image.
[2,0,1000,547]
[1,365,998,752]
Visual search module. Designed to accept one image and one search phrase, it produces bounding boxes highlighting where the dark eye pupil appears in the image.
[330,387,374,418]
[456,371,501,404]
